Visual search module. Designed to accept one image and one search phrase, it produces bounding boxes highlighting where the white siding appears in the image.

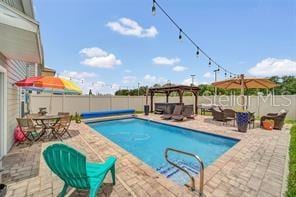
[0,54,27,152]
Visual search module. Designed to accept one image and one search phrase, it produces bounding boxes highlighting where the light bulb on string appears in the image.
[224,72,227,77]
[208,58,211,67]
[152,0,156,16]
[196,47,200,57]
[178,29,182,41]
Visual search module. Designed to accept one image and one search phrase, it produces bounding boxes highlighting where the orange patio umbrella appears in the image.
[34,76,65,89]
[15,76,82,113]
[212,74,277,109]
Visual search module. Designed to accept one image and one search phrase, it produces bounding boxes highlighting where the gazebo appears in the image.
[147,85,200,114]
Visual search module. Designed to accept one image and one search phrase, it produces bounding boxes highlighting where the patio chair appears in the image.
[43,144,116,197]
[16,118,39,143]
[260,110,288,130]
[172,105,195,121]
[212,107,236,125]
[211,107,225,121]
[223,109,236,126]
[161,105,183,120]
[248,112,255,129]
[50,115,72,140]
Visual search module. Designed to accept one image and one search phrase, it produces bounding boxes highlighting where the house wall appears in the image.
[0,54,30,153]
[30,94,296,120]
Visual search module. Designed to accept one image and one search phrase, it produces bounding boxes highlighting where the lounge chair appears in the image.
[172,105,195,121]
[16,118,39,144]
[43,144,116,197]
[260,109,288,130]
[50,115,72,140]
[161,105,183,120]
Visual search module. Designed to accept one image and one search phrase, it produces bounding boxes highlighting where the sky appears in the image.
[34,0,296,94]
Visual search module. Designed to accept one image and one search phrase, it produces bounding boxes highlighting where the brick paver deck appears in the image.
[1,114,290,197]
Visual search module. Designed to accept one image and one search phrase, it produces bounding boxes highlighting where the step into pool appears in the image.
[88,118,238,185]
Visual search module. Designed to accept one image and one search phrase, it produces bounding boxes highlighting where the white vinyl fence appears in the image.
[30,94,296,120]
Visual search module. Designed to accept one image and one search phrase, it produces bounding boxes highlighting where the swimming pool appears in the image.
[88,118,238,185]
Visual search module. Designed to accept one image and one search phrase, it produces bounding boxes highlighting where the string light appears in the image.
[196,47,200,57]
[152,0,237,77]
[152,0,156,16]
[178,28,182,40]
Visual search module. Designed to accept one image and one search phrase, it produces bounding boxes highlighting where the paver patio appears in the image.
[0,114,290,197]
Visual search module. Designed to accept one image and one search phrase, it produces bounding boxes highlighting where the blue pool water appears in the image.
[88,118,238,185]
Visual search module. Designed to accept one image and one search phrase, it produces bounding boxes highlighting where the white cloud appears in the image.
[80,47,121,69]
[182,78,198,86]
[182,78,192,85]
[60,70,96,81]
[172,66,187,72]
[203,72,213,78]
[152,56,180,65]
[79,47,107,58]
[106,17,158,38]
[124,69,132,73]
[248,58,296,76]
[81,80,120,95]
[122,75,137,84]
[143,74,166,84]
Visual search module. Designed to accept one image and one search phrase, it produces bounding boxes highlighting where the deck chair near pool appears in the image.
[161,105,183,120]
[172,105,195,121]
[43,144,116,197]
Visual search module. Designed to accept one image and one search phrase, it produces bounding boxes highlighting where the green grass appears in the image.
[287,124,296,196]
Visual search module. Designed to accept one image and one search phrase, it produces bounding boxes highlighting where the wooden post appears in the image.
[150,92,154,112]
[193,91,198,114]
[166,92,170,103]
[145,86,149,105]
[179,90,184,103]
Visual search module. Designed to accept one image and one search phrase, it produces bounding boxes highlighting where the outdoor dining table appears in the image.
[32,115,63,141]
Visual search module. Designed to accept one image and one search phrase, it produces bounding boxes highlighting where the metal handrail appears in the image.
[165,148,204,196]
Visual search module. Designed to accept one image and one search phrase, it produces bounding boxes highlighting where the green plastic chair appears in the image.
[43,143,116,197]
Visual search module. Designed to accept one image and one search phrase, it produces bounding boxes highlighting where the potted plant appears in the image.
[236,110,249,132]
[75,112,81,124]
[262,119,274,130]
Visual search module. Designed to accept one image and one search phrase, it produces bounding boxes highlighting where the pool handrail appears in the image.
[165,148,204,196]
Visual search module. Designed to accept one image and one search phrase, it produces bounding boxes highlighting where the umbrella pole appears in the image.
[240,74,245,110]
[49,89,53,114]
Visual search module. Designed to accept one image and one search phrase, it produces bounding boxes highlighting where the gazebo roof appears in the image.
[149,85,200,93]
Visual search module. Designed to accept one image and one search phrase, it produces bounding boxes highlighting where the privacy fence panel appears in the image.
[30,95,296,120]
